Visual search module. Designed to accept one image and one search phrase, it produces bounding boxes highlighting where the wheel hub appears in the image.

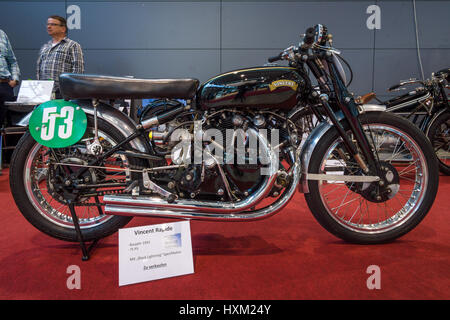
[346,161,399,203]
[47,156,98,204]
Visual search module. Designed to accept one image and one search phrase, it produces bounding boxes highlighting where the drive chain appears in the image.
[68,159,173,207]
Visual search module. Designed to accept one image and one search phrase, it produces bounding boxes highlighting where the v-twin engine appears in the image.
[103,108,301,220]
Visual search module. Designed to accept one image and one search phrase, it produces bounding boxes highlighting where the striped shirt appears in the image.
[0,29,20,81]
[37,37,84,92]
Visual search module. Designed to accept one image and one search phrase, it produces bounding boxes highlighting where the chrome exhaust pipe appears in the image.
[105,160,300,221]
[104,162,277,215]
[104,127,282,217]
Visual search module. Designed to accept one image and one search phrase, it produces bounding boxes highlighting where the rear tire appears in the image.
[9,116,144,242]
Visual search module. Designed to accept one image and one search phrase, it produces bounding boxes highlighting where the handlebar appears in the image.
[266,24,327,63]
[388,79,426,92]
[267,46,297,63]
[267,53,282,63]
[388,84,401,92]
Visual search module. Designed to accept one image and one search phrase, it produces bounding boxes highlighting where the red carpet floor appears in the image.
[0,168,449,300]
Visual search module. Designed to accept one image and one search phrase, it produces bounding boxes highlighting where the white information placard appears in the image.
[16,80,54,104]
[118,221,194,286]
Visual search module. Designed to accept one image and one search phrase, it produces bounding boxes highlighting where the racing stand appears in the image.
[67,200,100,261]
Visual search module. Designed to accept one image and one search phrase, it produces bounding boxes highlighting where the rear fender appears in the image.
[16,99,150,153]
[359,104,386,112]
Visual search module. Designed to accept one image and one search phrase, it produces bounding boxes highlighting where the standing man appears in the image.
[0,29,20,127]
[37,15,84,98]
[0,29,20,175]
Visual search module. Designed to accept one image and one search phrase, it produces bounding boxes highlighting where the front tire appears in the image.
[304,111,439,243]
[427,111,450,175]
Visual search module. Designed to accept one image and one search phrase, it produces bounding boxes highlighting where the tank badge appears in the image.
[269,80,298,92]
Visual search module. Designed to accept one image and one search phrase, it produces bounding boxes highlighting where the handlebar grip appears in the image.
[268,54,282,63]
[388,84,401,91]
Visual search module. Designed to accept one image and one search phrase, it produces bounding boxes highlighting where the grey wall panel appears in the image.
[11,50,40,84]
[67,2,220,49]
[375,1,416,49]
[416,48,450,77]
[375,1,450,49]
[374,48,450,98]
[222,1,374,49]
[0,2,66,49]
[373,49,421,96]
[339,49,374,96]
[221,49,290,71]
[416,1,450,48]
[64,0,218,2]
[84,50,220,82]
[221,48,374,96]
[0,0,447,102]
[0,0,64,2]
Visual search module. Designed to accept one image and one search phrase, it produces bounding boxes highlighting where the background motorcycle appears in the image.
[359,68,450,174]
[9,25,439,257]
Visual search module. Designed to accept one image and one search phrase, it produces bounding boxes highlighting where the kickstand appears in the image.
[67,200,100,261]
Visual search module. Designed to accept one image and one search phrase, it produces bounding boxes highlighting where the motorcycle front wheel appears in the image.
[9,115,145,242]
[305,111,439,243]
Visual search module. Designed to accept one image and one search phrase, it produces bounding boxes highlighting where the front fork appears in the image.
[318,94,373,173]
[318,59,382,177]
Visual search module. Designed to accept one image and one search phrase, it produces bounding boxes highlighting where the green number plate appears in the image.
[29,100,87,148]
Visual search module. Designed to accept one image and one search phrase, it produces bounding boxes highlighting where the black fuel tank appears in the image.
[197,66,306,110]
[385,90,431,113]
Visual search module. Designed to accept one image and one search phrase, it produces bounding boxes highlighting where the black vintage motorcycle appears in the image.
[358,68,450,174]
[10,25,439,259]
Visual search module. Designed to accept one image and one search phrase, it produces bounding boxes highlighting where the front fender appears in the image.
[299,112,345,193]
[425,108,448,136]
[16,99,150,153]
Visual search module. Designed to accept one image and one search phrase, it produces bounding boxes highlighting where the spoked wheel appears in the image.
[427,111,450,175]
[10,116,145,242]
[305,111,439,243]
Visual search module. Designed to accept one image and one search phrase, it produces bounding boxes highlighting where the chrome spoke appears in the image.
[24,128,130,229]
[318,123,426,234]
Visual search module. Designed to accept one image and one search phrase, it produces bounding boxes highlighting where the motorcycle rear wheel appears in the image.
[304,112,439,243]
[9,116,144,242]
